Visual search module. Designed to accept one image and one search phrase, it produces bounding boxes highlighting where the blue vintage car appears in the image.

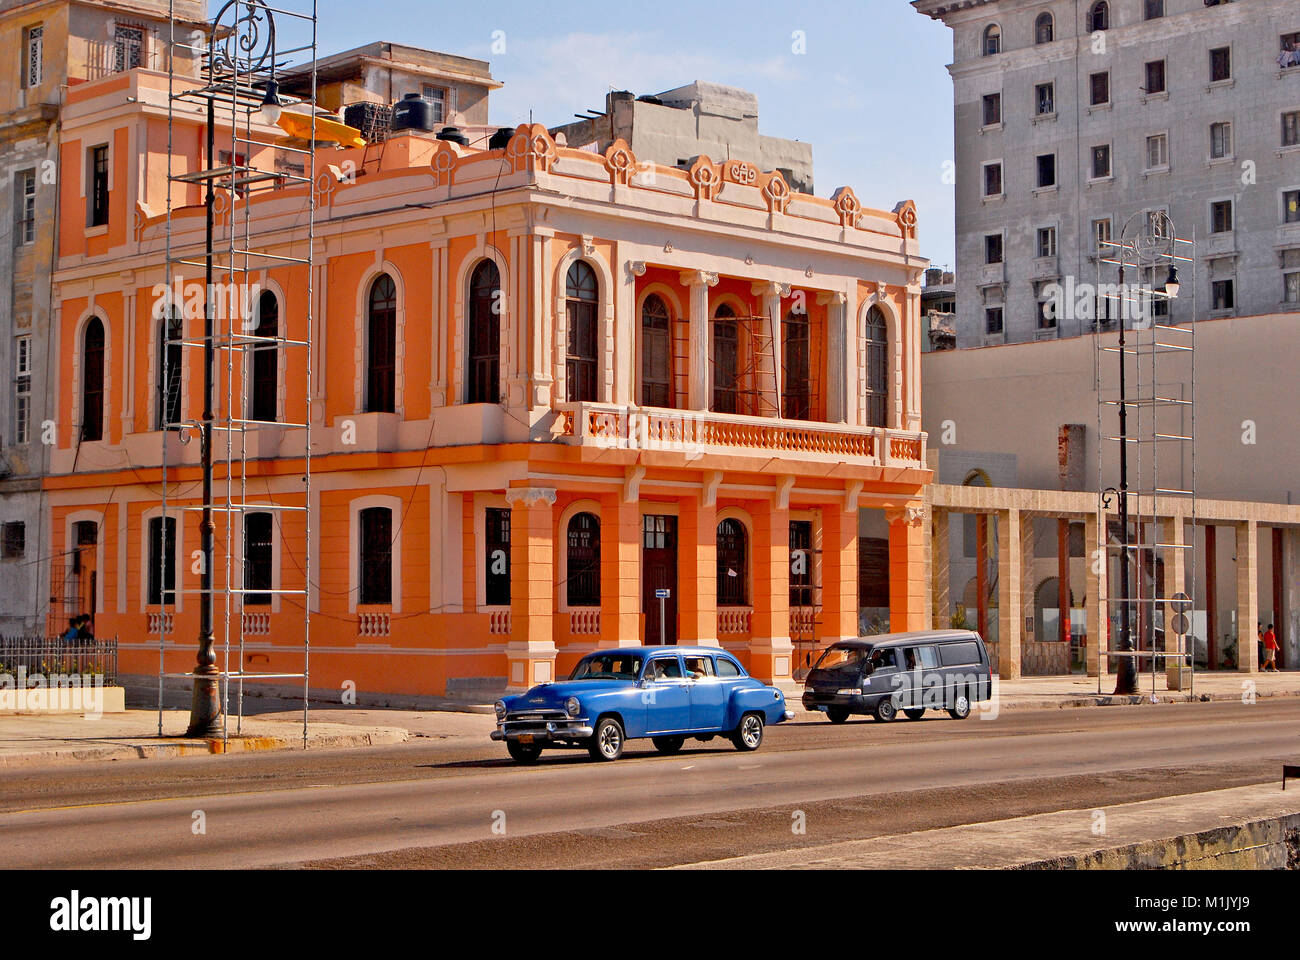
[491,646,794,762]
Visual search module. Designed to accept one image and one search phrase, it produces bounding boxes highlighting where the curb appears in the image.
[0,726,409,768]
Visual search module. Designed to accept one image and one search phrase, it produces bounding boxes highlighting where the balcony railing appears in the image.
[556,402,925,469]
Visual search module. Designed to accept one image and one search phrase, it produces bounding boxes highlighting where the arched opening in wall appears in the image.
[566,511,601,607]
[249,290,278,422]
[640,293,673,408]
[1087,1,1109,32]
[716,518,749,607]
[782,308,810,421]
[864,306,888,428]
[243,512,273,606]
[80,317,105,442]
[712,303,739,414]
[1035,12,1054,44]
[565,261,599,403]
[56,520,100,633]
[366,274,397,413]
[467,260,501,404]
[358,506,393,605]
[158,310,183,430]
[982,24,1001,56]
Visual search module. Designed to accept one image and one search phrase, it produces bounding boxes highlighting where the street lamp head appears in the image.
[1164,266,1180,300]
[259,79,282,126]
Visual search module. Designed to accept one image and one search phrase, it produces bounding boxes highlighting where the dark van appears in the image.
[801,630,992,723]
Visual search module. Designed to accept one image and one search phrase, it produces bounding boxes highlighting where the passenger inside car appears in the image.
[683,656,714,679]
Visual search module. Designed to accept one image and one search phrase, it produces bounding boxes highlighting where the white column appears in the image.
[752,281,787,415]
[681,270,718,411]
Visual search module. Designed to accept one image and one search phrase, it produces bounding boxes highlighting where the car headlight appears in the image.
[494,700,507,720]
[837,688,860,696]
[565,697,581,718]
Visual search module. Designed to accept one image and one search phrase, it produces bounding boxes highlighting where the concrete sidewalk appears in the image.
[0,709,410,767]
[675,781,1300,869]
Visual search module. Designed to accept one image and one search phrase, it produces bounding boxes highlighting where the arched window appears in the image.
[982,24,1001,56]
[358,506,392,605]
[1087,1,1109,32]
[157,311,183,430]
[864,306,888,428]
[565,261,598,403]
[467,260,500,404]
[1035,12,1054,44]
[712,303,739,414]
[716,518,748,607]
[366,274,396,413]
[566,511,600,607]
[782,307,810,421]
[243,512,273,606]
[250,290,278,422]
[80,317,105,441]
[640,294,673,408]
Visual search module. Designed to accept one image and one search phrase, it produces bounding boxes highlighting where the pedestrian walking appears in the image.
[1263,624,1279,671]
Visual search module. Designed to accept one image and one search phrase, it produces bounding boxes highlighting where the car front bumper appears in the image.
[491,720,594,743]
[801,690,867,712]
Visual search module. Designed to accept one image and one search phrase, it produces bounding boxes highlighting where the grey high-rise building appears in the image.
[914,0,1300,348]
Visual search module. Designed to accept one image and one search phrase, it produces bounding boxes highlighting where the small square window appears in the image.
[1211,200,1234,234]
[1283,111,1300,148]
[1210,47,1231,83]
[983,162,1003,197]
[1035,82,1055,116]
[1037,227,1057,258]
[1093,218,1113,253]
[1,522,23,560]
[985,307,1004,335]
[1091,144,1112,179]
[982,93,1001,126]
[1145,60,1166,95]
[1283,190,1300,224]
[1037,154,1056,188]
[1090,72,1110,107]
[1144,0,1164,20]
[985,234,1004,264]
[1212,279,1235,311]
[1146,134,1168,169]
[1285,272,1300,304]
[1210,122,1233,160]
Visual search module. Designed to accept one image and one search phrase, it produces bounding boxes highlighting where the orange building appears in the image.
[47,66,931,698]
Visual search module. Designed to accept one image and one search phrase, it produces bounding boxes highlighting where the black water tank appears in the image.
[435,126,470,146]
[488,127,514,150]
[391,92,437,133]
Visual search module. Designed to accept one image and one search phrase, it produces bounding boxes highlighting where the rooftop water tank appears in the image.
[435,126,470,146]
[391,92,437,133]
[488,127,515,150]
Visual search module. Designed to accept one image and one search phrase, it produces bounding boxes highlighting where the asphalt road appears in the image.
[2,700,1296,869]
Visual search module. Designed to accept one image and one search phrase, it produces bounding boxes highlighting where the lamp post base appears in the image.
[185,674,224,738]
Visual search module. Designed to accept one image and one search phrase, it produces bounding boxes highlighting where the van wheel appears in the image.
[948,696,972,720]
[874,698,898,722]
[904,708,926,721]
[732,713,764,751]
[826,707,850,724]
[652,735,685,754]
[506,741,542,764]
[588,717,625,761]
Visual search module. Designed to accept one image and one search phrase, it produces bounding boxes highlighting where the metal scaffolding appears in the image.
[159,0,318,744]
[1095,211,1198,699]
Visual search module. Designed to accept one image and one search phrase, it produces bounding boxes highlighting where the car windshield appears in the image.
[813,646,869,670]
[570,654,643,681]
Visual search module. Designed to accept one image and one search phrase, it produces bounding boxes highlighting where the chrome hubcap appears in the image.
[599,725,621,755]
[956,696,969,714]
[742,718,761,746]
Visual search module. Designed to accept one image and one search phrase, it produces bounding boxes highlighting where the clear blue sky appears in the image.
[311,1,957,269]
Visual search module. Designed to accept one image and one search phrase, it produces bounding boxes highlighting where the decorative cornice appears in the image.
[681,270,720,289]
[504,487,557,508]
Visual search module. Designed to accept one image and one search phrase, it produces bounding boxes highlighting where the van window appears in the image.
[916,645,940,669]
[814,645,869,670]
[870,648,898,671]
[939,641,982,667]
[715,657,741,678]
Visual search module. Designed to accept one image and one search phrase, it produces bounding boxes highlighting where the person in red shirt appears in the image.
[1262,624,1280,671]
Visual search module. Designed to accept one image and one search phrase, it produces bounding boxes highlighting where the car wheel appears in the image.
[874,698,898,722]
[652,735,685,754]
[826,707,850,724]
[731,713,764,751]
[588,717,625,761]
[506,741,542,764]
[948,695,972,720]
[904,708,926,721]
